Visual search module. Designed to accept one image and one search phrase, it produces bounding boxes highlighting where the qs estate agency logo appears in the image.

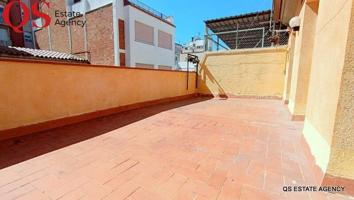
[2,0,51,33]
[2,0,87,32]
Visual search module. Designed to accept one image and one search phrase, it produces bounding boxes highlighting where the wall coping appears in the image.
[0,57,195,74]
[204,46,288,57]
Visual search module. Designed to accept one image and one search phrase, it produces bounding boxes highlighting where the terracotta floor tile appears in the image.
[217,179,242,200]
[15,189,48,200]
[208,169,227,189]
[0,98,353,199]
[240,185,285,200]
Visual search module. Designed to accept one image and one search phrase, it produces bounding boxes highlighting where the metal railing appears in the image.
[205,28,289,51]
[126,0,169,21]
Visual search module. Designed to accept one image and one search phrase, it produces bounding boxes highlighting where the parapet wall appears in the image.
[197,47,287,99]
[0,59,196,140]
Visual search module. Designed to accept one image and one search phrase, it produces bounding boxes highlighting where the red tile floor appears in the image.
[0,97,353,200]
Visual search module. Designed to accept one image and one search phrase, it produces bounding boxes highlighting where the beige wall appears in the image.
[198,47,287,98]
[288,0,318,117]
[283,32,296,102]
[0,60,196,132]
[303,0,353,178]
[326,0,354,179]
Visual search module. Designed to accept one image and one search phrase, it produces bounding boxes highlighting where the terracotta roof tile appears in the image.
[0,46,90,63]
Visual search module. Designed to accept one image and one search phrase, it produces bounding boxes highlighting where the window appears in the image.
[135,21,154,45]
[158,30,172,49]
[119,19,125,49]
[120,53,126,66]
[0,6,4,24]
[74,0,81,3]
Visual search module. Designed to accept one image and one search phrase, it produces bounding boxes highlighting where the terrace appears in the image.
[0,0,353,199]
[0,97,350,200]
[0,46,353,200]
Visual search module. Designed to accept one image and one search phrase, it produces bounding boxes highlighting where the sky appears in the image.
[140,0,272,45]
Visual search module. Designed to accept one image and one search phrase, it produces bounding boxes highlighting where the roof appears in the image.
[0,46,90,63]
[205,10,272,31]
[205,10,272,49]
[205,10,288,49]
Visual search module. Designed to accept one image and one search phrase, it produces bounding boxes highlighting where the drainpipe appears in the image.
[47,20,52,50]
[113,0,120,66]
[186,55,189,90]
[83,0,89,60]
[66,0,72,53]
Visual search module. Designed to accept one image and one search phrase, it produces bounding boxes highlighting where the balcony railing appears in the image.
[124,0,170,21]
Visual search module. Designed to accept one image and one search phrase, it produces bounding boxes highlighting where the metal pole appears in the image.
[270,3,273,31]
[195,62,198,89]
[204,26,209,51]
[217,37,219,51]
[235,23,239,49]
[207,27,265,36]
[262,27,265,48]
[186,54,189,90]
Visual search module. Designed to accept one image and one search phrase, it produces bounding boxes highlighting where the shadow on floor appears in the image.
[0,97,211,170]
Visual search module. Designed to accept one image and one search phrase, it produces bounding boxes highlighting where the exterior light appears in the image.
[289,16,301,31]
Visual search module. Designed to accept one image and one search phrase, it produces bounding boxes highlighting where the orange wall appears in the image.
[0,60,196,133]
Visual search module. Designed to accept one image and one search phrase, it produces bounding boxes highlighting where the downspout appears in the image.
[270,2,273,31]
[83,0,89,60]
[113,0,119,66]
[66,0,72,53]
[47,16,52,50]
[186,54,189,90]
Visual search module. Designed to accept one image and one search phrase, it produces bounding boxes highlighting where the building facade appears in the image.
[176,37,204,71]
[34,0,176,69]
[276,0,354,195]
[0,0,36,48]
[0,0,11,46]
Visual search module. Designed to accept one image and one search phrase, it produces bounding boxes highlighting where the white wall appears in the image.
[124,5,176,69]
[70,0,112,13]
[68,0,175,69]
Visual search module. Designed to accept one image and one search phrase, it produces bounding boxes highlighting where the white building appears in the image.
[182,36,205,54]
[177,36,205,71]
[65,0,176,69]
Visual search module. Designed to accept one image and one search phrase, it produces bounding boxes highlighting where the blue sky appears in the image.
[141,0,272,44]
